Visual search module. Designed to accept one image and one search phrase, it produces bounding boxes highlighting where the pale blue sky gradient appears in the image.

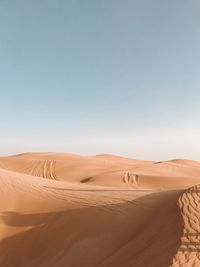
[1,0,200,160]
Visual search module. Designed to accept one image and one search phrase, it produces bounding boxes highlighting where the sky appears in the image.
[0,0,200,160]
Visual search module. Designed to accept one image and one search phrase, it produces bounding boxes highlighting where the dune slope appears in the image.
[0,152,200,267]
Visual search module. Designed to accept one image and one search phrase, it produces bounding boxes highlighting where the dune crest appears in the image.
[0,152,200,266]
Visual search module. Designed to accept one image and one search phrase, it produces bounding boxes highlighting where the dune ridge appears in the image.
[0,152,200,266]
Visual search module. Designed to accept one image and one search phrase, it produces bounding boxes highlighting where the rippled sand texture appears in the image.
[1,152,200,267]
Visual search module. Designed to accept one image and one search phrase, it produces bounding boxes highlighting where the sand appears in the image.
[0,152,200,266]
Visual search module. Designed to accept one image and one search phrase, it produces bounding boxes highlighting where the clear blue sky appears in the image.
[1,0,200,160]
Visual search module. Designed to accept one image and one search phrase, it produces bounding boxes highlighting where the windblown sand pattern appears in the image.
[0,152,200,266]
[171,185,200,266]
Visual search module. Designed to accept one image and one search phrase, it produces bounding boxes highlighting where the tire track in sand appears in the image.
[43,160,57,180]
[123,171,139,185]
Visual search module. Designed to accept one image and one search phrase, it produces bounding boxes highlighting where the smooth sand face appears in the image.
[0,153,200,266]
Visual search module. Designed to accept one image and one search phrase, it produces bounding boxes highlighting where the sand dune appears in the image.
[0,152,200,266]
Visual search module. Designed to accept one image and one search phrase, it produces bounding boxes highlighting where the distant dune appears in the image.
[0,152,200,266]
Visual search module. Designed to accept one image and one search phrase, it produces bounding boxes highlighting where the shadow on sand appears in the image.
[0,190,183,267]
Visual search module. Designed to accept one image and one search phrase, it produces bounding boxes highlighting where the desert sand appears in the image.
[0,152,200,266]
